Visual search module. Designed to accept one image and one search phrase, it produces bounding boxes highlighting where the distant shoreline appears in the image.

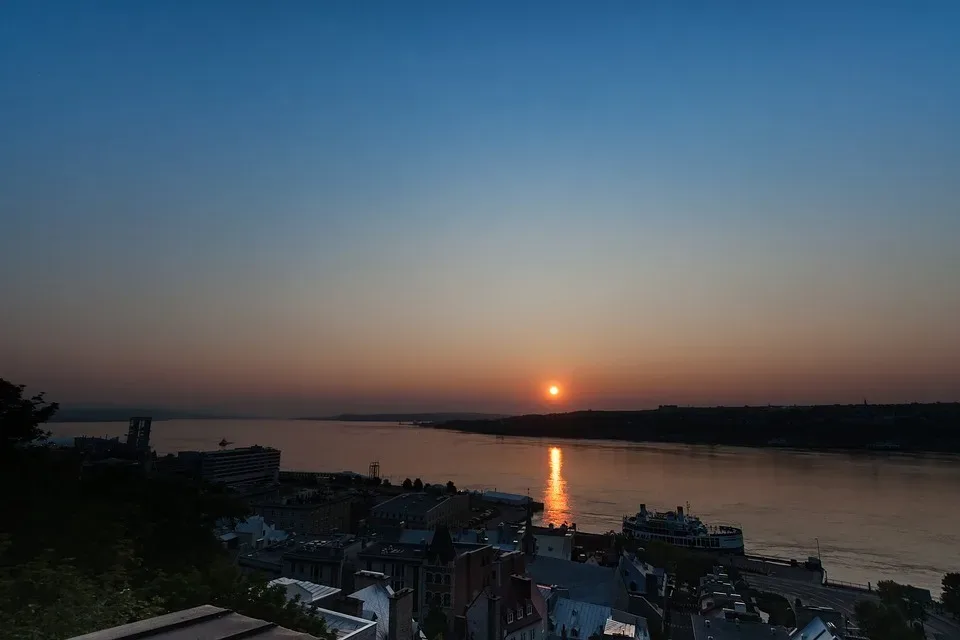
[428,403,960,454]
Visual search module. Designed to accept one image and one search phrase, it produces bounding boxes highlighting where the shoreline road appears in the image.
[744,574,960,640]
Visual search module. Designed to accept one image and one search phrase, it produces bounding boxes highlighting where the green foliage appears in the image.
[422,606,448,640]
[0,378,58,448]
[0,380,334,640]
[753,592,796,627]
[943,573,960,618]
[855,599,924,640]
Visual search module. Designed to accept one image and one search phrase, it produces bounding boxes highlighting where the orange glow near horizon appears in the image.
[549,385,559,396]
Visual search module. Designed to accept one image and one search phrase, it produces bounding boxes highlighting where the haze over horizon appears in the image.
[2,2,959,417]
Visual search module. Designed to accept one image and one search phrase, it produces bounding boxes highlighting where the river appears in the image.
[50,419,960,595]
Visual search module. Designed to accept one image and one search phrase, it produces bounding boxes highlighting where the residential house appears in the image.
[282,535,363,589]
[690,615,791,640]
[464,575,545,640]
[548,598,650,640]
[268,577,341,608]
[370,493,471,530]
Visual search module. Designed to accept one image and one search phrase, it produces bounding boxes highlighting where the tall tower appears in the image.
[126,417,152,452]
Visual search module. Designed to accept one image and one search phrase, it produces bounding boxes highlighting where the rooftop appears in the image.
[269,578,342,603]
[359,542,426,562]
[550,598,649,640]
[314,608,379,640]
[68,605,322,640]
[690,615,791,640]
[526,557,618,607]
[791,617,840,640]
[373,493,455,517]
[351,583,393,640]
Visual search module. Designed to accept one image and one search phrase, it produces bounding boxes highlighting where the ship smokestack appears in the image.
[639,504,646,516]
[677,506,684,518]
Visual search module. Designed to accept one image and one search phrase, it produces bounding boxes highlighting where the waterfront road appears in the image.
[744,574,960,640]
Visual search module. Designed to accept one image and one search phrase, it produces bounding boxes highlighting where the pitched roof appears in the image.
[427,524,457,564]
[268,578,341,603]
[526,557,617,606]
[350,583,394,640]
[68,605,322,640]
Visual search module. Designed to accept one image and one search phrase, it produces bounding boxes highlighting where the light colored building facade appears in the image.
[178,445,280,487]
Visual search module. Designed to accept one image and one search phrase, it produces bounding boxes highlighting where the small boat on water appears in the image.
[218,438,233,448]
[622,503,744,554]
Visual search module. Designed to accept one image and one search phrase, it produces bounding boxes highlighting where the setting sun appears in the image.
[549,385,560,396]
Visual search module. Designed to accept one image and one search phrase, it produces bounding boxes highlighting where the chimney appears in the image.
[486,593,501,640]
[355,570,390,591]
[389,587,414,640]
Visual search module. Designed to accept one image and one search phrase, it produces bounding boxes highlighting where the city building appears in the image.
[525,556,627,608]
[282,535,364,589]
[269,577,342,608]
[255,495,353,534]
[349,572,421,640]
[479,491,533,507]
[74,436,124,455]
[370,493,470,530]
[69,604,324,640]
[528,524,574,560]
[359,525,502,624]
[464,575,546,640]
[219,515,288,550]
[178,445,281,487]
[689,615,791,640]
[548,598,650,640]
[126,416,152,452]
[790,617,840,640]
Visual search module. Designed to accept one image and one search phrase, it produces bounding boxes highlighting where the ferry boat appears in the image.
[622,504,744,554]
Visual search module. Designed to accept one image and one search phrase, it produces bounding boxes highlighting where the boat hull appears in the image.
[621,524,745,555]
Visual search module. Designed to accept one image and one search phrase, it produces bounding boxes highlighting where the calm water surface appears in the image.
[52,419,960,594]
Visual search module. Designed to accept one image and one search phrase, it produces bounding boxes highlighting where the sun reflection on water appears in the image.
[544,446,570,524]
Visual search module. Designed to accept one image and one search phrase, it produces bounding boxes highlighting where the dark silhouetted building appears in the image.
[126,416,152,452]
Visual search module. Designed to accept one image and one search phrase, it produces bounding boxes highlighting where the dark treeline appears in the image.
[435,403,960,453]
[1,379,333,639]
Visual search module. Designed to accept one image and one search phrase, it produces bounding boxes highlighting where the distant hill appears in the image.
[300,412,511,423]
[432,403,960,453]
[49,407,248,422]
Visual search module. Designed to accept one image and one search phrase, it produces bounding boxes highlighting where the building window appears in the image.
[443,593,451,607]
[527,604,532,616]
[443,574,451,585]
[507,611,514,624]
[517,607,523,619]
[425,572,432,584]
[521,633,526,640]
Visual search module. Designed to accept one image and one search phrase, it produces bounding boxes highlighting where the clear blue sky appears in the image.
[2,1,959,414]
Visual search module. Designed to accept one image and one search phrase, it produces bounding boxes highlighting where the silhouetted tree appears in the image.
[943,573,960,618]
[413,477,423,491]
[445,481,457,494]
[422,606,448,640]
[1,378,58,449]
[0,379,334,640]
[382,478,392,487]
[402,478,413,490]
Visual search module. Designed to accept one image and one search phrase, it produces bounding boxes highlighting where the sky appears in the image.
[2,1,959,415]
